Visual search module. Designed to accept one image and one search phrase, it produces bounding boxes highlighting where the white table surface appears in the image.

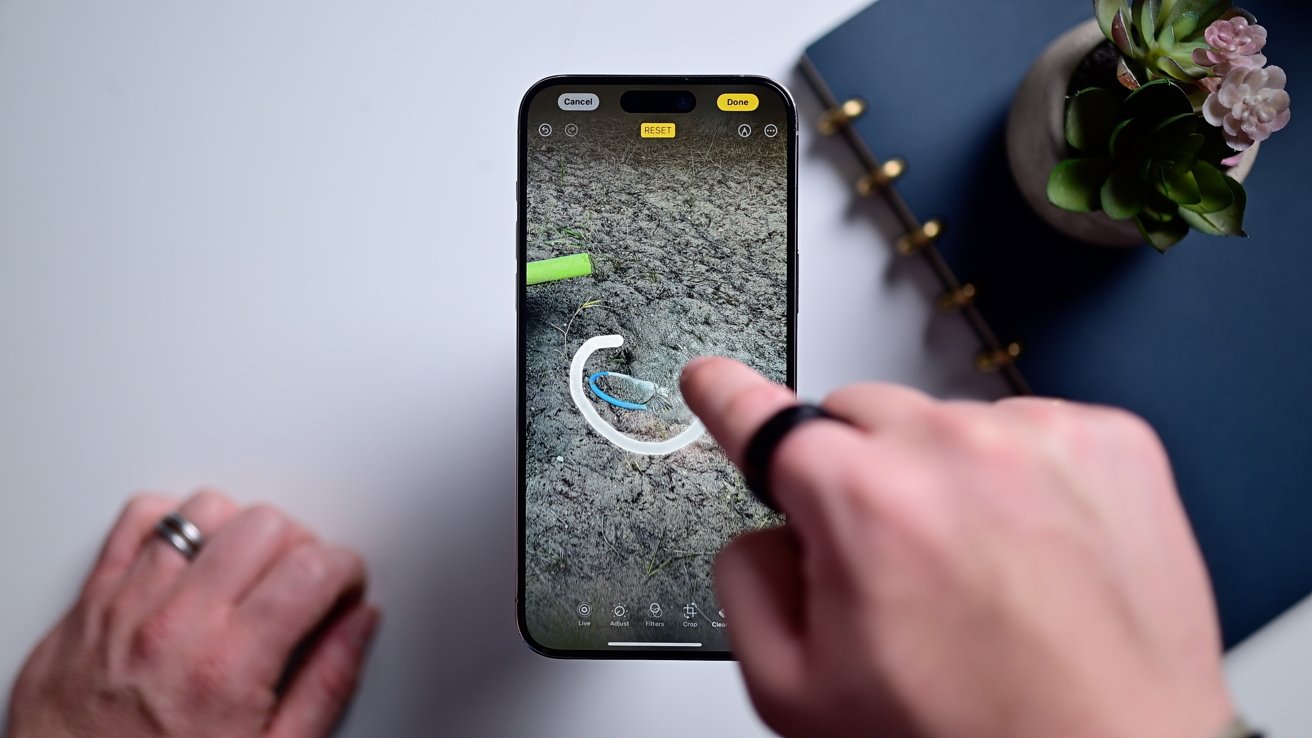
[0,1,1306,736]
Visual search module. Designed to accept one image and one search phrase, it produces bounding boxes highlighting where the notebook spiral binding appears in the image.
[799,58,1032,395]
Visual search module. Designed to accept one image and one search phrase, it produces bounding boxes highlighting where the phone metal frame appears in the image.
[516,75,799,660]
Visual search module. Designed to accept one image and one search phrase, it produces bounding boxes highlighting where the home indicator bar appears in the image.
[607,642,702,648]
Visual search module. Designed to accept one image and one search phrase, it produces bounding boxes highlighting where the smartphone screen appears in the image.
[517,76,796,658]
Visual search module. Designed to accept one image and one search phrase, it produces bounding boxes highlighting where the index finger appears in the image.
[682,356,872,586]
[680,356,798,467]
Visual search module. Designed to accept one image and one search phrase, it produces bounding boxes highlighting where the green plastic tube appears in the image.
[526,253,593,285]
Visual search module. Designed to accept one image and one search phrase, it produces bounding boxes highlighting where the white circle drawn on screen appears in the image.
[538,123,552,137]
[737,123,752,138]
[763,123,779,138]
[569,335,705,456]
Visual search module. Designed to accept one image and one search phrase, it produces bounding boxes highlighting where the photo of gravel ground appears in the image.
[522,98,790,651]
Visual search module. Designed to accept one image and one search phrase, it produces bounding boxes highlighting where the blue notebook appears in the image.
[802,0,1311,648]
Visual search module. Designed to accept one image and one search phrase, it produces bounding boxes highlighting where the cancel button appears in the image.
[558,93,599,111]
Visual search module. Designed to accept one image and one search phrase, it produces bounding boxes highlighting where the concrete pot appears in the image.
[1006,19,1257,247]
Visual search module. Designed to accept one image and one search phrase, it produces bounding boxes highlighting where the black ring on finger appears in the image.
[743,403,848,511]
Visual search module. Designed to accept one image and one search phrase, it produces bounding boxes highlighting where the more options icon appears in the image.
[538,123,552,137]
[737,123,752,138]
[763,123,779,138]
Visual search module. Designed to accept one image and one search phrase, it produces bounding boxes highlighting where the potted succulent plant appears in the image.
[1008,0,1292,251]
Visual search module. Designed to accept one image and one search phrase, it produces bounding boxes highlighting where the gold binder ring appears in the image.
[976,342,1023,373]
[856,158,907,196]
[817,98,867,136]
[937,283,977,312]
[896,218,945,256]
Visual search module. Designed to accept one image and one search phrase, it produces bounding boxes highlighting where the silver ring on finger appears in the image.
[154,512,206,561]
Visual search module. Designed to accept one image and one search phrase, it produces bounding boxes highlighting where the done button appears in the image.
[717,93,759,111]
[640,122,676,139]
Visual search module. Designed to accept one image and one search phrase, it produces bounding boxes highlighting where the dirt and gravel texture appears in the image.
[523,115,788,649]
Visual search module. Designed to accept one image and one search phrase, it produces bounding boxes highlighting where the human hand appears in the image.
[5,491,378,738]
[681,358,1233,738]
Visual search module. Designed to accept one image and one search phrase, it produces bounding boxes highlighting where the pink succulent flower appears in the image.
[1193,17,1268,76]
[1203,66,1292,151]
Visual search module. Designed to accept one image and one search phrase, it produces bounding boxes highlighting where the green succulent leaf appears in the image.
[1164,42,1211,78]
[1178,176,1247,236]
[1102,162,1149,219]
[1159,0,1228,28]
[1177,209,1225,236]
[1162,157,1190,179]
[1123,79,1194,122]
[1135,0,1159,45]
[1156,27,1206,81]
[1143,189,1181,221]
[1048,158,1113,213]
[1157,0,1180,26]
[1185,160,1236,213]
[1156,17,1177,47]
[1160,167,1203,205]
[1066,88,1119,153]
[1170,11,1200,39]
[1153,111,1201,134]
[1135,213,1190,251]
[1154,54,1200,81]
